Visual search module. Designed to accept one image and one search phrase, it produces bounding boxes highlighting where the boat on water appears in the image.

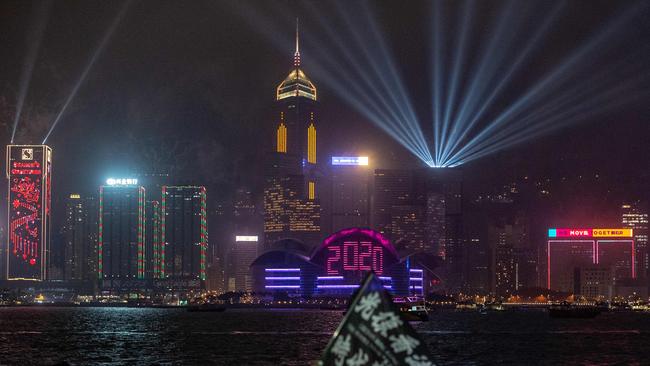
[394,297,429,321]
[548,302,601,318]
[186,303,227,312]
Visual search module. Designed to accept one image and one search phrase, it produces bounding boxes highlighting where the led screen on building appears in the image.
[311,228,400,290]
[6,145,52,280]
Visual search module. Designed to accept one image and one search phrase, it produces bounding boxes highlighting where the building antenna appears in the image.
[294,17,301,67]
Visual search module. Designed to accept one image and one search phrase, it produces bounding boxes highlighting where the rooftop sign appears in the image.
[548,228,633,238]
[106,178,138,186]
[331,156,369,166]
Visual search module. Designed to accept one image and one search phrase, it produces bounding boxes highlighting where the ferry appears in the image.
[394,296,429,321]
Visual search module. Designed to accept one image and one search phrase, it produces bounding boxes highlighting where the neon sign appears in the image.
[331,156,369,166]
[325,240,384,275]
[548,228,633,238]
[592,229,633,237]
[236,235,258,242]
[106,178,138,185]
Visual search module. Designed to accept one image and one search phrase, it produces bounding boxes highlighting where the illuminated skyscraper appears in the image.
[160,186,207,286]
[621,202,649,277]
[329,157,371,232]
[489,224,517,297]
[373,169,415,238]
[274,19,318,164]
[390,205,426,250]
[6,145,52,281]
[372,168,461,256]
[63,194,85,280]
[264,19,321,248]
[145,200,161,280]
[63,193,99,282]
[98,180,145,289]
[83,195,99,282]
[227,235,259,292]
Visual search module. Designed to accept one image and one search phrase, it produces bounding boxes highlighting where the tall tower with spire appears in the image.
[274,18,318,165]
[264,18,321,249]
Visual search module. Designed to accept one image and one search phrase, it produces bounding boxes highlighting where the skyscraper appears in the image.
[82,195,99,283]
[160,186,207,286]
[373,169,417,239]
[98,180,145,289]
[489,223,517,297]
[6,145,52,281]
[372,168,461,256]
[621,202,649,278]
[329,157,371,232]
[274,19,318,165]
[63,194,85,280]
[227,235,258,292]
[145,200,161,280]
[264,19,321,248]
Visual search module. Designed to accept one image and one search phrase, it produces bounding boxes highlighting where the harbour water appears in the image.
[1,307,649,365]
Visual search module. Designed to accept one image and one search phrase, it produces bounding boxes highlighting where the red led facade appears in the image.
[6,145,52,280]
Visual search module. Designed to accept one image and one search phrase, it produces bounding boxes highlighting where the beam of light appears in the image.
[308,4,430,162]
[438,0,474,167]
[359,1,429,156]
[231,1,434,167]
[431,0,444,166]
[41,0,132,144]
[447,0,516,145]
[444,2,648,166]
[11,0,52,143]
[448,63,650,166]
[233,1,648,168]
[448,50,649,166]
[308,1,433,165]
[438,1,564,165]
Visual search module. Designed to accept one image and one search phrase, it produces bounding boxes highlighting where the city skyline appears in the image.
[0,1,648,298]
[0,1,647,207]
[1,2,649,365]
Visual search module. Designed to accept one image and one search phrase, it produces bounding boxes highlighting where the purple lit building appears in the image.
[250,228,441,298]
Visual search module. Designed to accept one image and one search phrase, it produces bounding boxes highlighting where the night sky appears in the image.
[0,0,648,229]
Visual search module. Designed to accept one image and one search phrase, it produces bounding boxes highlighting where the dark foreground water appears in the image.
[1,307,649,365]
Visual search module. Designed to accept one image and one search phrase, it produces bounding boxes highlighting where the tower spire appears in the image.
[294,17,301,67]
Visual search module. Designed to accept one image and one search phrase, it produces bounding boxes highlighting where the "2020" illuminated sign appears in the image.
[325,241,384,275]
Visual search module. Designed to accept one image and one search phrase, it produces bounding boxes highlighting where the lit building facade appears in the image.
[6,145,52,281]
[489,224,516,297]
[621,203,648,278]
[576,266,612,299]
[82,195,99,282]
[63,194,85,280]
[372,168,462,263]
[98,181,145,289]
[228,235,259,291]
[251,228,440,298]
[329,157,371,232]
[547,228,635,292]
[264,20,321,248]
[145,200,161,280]
[160,186,207,287]
[274,20,318,164]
